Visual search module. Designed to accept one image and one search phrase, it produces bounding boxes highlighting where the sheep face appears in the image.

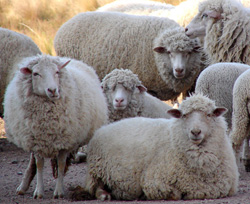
[168,108,227,145]
[111,83,146,110]
[185,2,223,39]
[20,59,70,100]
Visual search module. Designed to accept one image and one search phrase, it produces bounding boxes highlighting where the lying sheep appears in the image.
[230,69,250,171]
[82,94,238,201]
[3,55,108,199]
[185,0,250,65]
[54,11,202,101]
[101,68,172,122]
[0,27,41,117]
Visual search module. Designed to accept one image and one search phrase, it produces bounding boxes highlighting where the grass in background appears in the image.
[0,0,185,55]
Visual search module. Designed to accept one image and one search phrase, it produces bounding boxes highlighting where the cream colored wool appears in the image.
[4,55,108,158]
[85,94,238,200]
[0,27,41,117]
[54,11,202,101]
[102,68,172,122]
[187,0,250,65]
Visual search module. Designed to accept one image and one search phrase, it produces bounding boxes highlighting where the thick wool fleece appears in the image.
[200,0,250,64]
[85,94,238,200]
[0,27,41,116]
[4,55,108,158]
[195,62,250,128]
[230,69,250,148]
[54,11,202,100]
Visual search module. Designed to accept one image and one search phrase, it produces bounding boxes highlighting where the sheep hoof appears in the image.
[16,190,25,195]
[33,194,43,199]
[53,194,64,199]
[99,193,111,201]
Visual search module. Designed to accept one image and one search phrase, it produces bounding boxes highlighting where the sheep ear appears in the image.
[20,67,32,75]
[59,60,71,70]
[137,85,147,93]
[167,109,182,118]
[207,11,223,20]
[213,107,228,117]
[153,47,165,53]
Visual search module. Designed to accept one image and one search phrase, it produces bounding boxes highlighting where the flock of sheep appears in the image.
[1,0,250,201]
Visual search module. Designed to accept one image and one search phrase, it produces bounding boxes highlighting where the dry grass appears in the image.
[0,0,185,55]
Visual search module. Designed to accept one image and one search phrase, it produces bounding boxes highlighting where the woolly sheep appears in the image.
[54,11,202,101]
[101,68,172,122]
[195,62,250,171]
[3,55,108,199]
[185,0,250,65]
[82,93,238,201]
[0,27,41,117]
[230,69,250,171]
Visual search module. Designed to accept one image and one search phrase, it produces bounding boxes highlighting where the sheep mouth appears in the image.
[114,105,126,110]
[174,74,185,79]
[190,138,203,145]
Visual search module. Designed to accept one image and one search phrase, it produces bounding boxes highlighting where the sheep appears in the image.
[0,27,41,117]
[54,11,203,101]
[101,68,172,122]
[185,0,250,65]
[81,93,238,201]
[3,54,108,199]
[230,69,250,172]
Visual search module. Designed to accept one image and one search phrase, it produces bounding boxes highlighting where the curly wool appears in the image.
[102,68,144,122]
[154,27,202,93]
[200,0,250,64]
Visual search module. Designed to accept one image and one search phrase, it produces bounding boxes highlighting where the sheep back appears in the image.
[0,27,41,117]
[4,55,108,158]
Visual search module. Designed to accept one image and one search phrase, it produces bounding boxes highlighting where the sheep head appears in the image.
[20,55,70,100]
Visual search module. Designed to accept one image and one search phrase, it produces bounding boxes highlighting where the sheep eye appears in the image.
[33,72,40,77]
[207,114,211,117]
[202,13,208,19]
[182,114,186,118]
[167,51,171,54]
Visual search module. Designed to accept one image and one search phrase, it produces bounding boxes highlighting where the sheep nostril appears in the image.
[175,68,184,74]
[185,27,188,32]
[48,88,56,95]
[191,130,201,136]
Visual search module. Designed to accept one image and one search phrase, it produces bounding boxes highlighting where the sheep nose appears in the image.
[48,88,57,95]
[175,68,184,74]
[191,130,201,136]
[115,98,124,105]
[185,27,188,32]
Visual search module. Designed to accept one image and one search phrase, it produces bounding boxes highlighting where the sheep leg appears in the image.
[242,135,250,172]
[53,150,67,199]
[33,154,44,199]
[95,181,111,201]
[17,153,37,195]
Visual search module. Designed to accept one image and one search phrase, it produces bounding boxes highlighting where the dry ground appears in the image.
[1,117,250,204]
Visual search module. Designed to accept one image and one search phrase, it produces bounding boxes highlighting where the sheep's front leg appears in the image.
[17,153,37,195]
[53,150,67,198]
[33,154,44,199]
[242,135,250,172]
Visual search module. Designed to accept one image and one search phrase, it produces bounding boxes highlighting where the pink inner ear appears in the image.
[167,109,182,118]
[20,67,32,75]
[153,47,165,53]
[137,85,147,93]
[59,60,71,70]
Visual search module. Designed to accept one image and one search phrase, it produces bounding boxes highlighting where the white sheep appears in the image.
[101,68,172,122]
[0,27,41,117]
[230,69,250,172]
[3,55,108,199]
[54,11,203,101]
[82,93,238,201]
[185,0,250,65]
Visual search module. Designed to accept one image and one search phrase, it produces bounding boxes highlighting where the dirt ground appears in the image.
[1,118,250,204]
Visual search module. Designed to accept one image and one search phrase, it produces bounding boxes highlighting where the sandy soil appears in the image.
[1,117,250,204]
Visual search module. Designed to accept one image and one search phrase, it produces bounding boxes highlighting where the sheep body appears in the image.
[54,11,202,100]
[85,94,238,200]
[230,69,250,171]
[186,0,250,65]
[101,69,172,122]
[4,55,108,198]
[0,27,41,117]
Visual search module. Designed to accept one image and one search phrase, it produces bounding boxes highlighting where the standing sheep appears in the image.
[230,69,250,171]
[54,11,202,101]
[101,68,172,122]
[83,94,238,201]
[185,0,250,65]
[0,27,41,117]
[3,55,108,199]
